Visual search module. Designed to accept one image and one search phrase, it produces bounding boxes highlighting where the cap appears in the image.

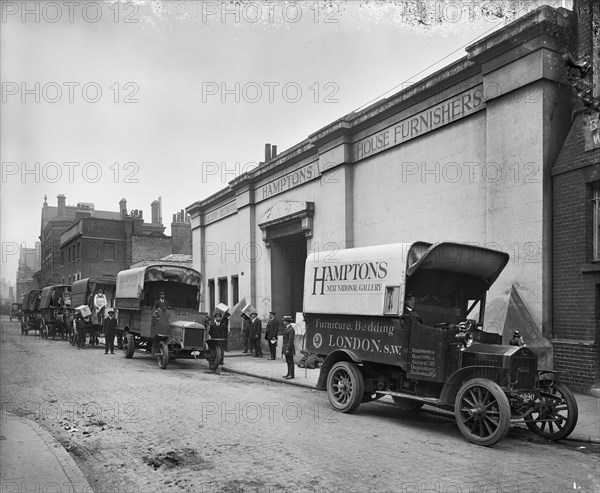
[159,291,165,295]
[107,308,114,314]
[283,315,293,322]
[269,311,275,315]
[406,292,415,298]
[251,311,258,316]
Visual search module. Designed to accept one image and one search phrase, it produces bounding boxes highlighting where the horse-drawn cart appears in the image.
[38,285,72,339]
[20,290,43,336]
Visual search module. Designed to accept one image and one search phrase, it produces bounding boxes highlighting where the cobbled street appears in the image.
[1,317,598,493]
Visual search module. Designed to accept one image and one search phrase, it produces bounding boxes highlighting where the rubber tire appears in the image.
[208,344,223,371]
[157,341,169,369]
[454,378,511,447]
[326,362,364,414]
[524,381,579,441]
[123,332,135,359]
[392,396,424,412]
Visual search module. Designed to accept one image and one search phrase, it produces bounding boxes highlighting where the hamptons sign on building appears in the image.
[353,86,485,161]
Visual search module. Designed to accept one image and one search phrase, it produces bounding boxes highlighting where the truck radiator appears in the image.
[509,356,536,389]
[183,329,206,348]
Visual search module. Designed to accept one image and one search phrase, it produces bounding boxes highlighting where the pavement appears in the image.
[1,412,93,493]
[1,350,598,493]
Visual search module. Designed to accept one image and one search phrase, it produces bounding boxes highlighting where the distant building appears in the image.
[58,200,192,284]
[16,242,41,301]
[0,278,14,301]
[40,195,121,287]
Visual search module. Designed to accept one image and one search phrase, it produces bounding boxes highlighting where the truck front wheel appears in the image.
[327,362,364,413]
[157,341,169,369]
[123,332,135,359]
[208,343,223,371]
[454,378,511,446]
[524,381,578,441]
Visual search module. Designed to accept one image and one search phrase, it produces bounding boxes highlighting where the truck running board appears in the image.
[375,391,442,406]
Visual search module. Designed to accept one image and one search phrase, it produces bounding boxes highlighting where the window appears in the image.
[103,242,115,261]
[231,275,239,305]
[594,182,600,262]
[384,286,400,315]
[208,279,215,316]
[218,277,228,306]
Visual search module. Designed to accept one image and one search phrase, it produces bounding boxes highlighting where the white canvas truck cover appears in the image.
[303,242,429,317]
[303,241,509,317]
[116,265,202,299]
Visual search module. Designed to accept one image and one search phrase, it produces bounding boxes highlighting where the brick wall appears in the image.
[552,113,600,392]
[553,341,599,393]
[171,222,192,255]
[131,236,172,265]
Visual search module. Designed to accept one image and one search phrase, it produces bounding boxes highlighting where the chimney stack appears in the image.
[151,200,160,224]
[264,143,272,162]
[57,195,66,216]
[271,145,277,158]
[119,198,127,219]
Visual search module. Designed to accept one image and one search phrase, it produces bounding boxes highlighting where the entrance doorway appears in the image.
[270,233,307,318]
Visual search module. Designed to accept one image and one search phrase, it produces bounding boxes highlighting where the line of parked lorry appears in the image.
[7,241,581,447]
[14,264,223,371]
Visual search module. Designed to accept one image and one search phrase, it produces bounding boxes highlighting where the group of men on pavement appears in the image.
[240,310,296,378]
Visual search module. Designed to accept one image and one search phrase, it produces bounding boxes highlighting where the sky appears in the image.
[0,0,571,288]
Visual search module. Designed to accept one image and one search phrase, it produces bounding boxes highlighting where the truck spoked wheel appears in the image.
[123,332,135,359]
[524,381,578,441]
[208,344,223,371]
[326,361,364,413]
[392,396,424,412]
[157,341,169,369]
[454,378,511,446]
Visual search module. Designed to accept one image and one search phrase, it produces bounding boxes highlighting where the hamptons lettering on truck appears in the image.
[312,261,388,295]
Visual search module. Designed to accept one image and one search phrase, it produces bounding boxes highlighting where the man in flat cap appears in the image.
[281,316,295,379]
[265,311,279,360]
[250,311,263,358]
[103,309,118,355]
[153,291,170,310]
